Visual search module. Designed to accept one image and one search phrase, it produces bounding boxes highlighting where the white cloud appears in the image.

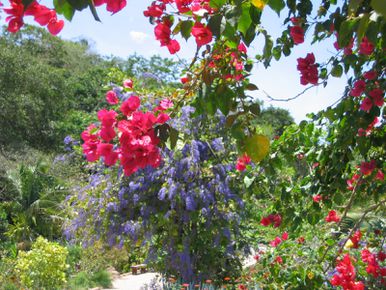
[129,31,149,44]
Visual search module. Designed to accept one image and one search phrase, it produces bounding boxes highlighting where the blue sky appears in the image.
[3,1,348,122]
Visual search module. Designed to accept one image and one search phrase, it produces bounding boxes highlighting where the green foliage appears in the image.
[15,237,68,289]
[3,160,67,243]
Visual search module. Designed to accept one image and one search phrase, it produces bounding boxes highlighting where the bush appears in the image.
[15,237,68,289]
[90,270,112,288]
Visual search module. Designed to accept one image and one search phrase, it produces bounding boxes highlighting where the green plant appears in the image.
[15,236,68,289]
[67,271,91,290]
[91,270,112,288]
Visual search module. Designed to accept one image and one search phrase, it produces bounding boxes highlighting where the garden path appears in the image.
[104,272,161,290]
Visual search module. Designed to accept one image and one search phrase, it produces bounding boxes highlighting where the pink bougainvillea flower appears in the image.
[359,37,374,55]
[260,213,282,227]
[154,21,171,46]
[281,232,289,241]
[312,194,322,203]
[143,2,165,17]
[175,0,193,13]
[331,254,364,290]
[375,170,384,181]
[359,160,376,175]
[270,236,282,247]
[106,90,119,104]
[290,26,304,44]
[100,125,116,142]
[350,80,366,97]
[275,256,283,264]
[123,79,133,89]
[349,230,362,249]
[97,109,118,127]
[235,153,251,171]
[120,95,141,116]
[253,254,260,261]
[191,22,213,46]
[166,39,180,54]
[368,88,384,107]
[363,70,377,80]
[325,210,340,223]
[106,0,126,14]
[238,42,247,54]
[347,174,360,191]
[297,53,318,85]
[360,97,373,112]
[155,99,173,111]
[156,113,170,124]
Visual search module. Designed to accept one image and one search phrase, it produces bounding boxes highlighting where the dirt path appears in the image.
[104,272,162,290]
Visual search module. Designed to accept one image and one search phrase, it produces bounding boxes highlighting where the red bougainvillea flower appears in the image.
[253,254,260,261]
[331,254,364,290]
[281,232,289,241]
[361,249,383,278]
[191,22,213,46]
[333,36,354,55]
[376,170,384,181]
[350,80,366,97]
[297,53,318,85]
[143,2,165,17]
[325,210,340,223]
[312,194,322,203]
[235,153,251,171]
[97,109,118,127]
[96,143,118,166]
[349,230,362,249]
[270,236,282,247]
[166,39,180,54]
[363,70,377,80]
[238,284,247,290]
[181,76,189,84]
[368,88,384,107]
[154,21,172,46]
[260,214,282,227]
[106,90,119,104]
[275,256,283,264]
[106,0,126,14]
[359,37,374,55]
[175,0,192,13]
[359,160,376,175]
[360,97,373,112]
[3,0,25,32]
[290,26,304,44]
[238,42,247,54]
[347,174,360,190]
[155,99,174,111]
[123,79,133,89]
[120,95,141,116]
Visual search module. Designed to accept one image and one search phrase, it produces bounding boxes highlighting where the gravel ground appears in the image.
[103,272,162,290]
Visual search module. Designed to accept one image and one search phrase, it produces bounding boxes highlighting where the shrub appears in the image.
[15,237,68,289]
[91,270,112,288]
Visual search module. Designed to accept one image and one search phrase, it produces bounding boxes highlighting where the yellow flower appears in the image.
[251,0,267,10]
[307,272,314,280]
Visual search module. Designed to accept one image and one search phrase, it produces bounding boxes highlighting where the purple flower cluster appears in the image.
[65,109,245,282]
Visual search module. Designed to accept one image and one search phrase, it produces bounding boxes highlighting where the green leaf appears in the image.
[331,64,343,78]
[180,20,194,40]
[268,0,285,16]
[66,0,89,11]
[238,3,252,35]
[88,0,100,21]
[207,14,223,38]
[246,83,259,91]
[371,0,386,17]
[169,127,179,150]
[243,134,270,163]
[54,0,76,21]
[209,0,226,9]
[348,0,363,15]
[338,19,357,48]
[356,13,370,45]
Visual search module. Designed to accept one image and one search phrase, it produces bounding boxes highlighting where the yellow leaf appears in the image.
[251,0,267,10]
[244,134,270,163]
